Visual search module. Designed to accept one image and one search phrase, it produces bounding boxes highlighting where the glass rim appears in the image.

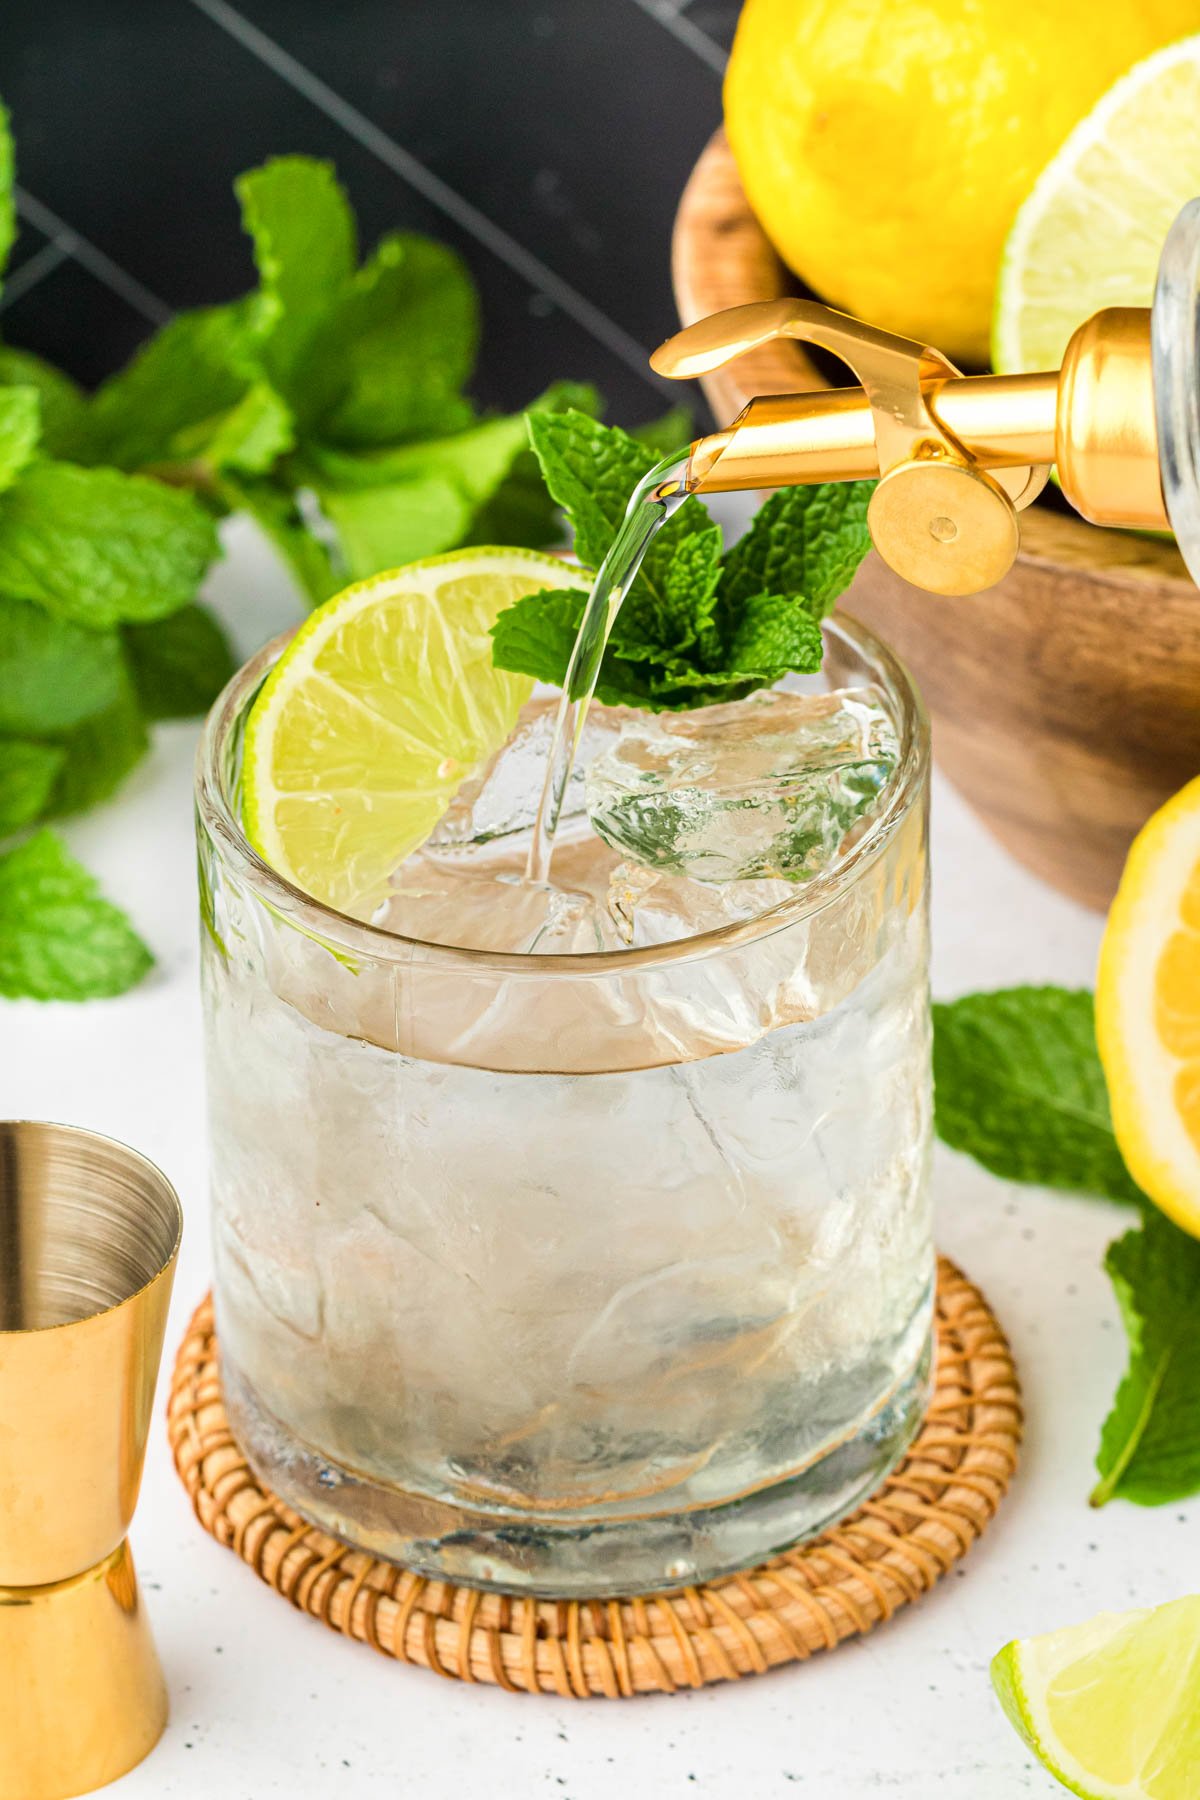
[195,610,930,978]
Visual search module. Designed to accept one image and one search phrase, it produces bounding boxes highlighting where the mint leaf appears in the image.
[526,408,658,575]
[0,347,85,457]
[220,475,340,608]
[0,829,152,999]
[236,156,355,389]
[306,388,603,578]
[308,409,529,495]
[1092,1213,1200,1506]
[723,591,825,677]
[72,302,267,471]
[0,463,219,626]
[321,475,468,578]
[527,410,721,656]
[0,738,65,831]
[932,987,1144,1206]
[0,598,124,734]
[45,676,148,818]
[169,380,294,476]
[302,233,478,445]
[488,584,659,708]
[0,385,39,491]
[310,411,552,577]
[717,483,874,625]
[0,101,14,281]
[123,604,235,720]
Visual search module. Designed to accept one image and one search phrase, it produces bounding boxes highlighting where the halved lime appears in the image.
[992,1595,1200,1798]
[993,36,1200,374]
[242,547,580,917]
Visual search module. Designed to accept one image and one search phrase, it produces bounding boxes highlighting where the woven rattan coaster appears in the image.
[168,1256,1020,1697]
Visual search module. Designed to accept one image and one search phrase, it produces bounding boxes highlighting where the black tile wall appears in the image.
[0,0,732,424]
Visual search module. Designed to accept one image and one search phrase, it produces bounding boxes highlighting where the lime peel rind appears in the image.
[993,34,1200,377]
[241,546,580,918]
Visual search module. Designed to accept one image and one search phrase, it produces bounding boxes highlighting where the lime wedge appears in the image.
[242,547,581,918]
[992,1596,1200,1798]
[993,35,1200,374]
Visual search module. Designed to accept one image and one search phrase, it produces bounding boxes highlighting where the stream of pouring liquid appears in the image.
[525,452,693,885]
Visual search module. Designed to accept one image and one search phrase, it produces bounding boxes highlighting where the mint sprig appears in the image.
[933,987,1145,1207]
[933,985,1200,1510]
[489,412,873,708]
[1091,1216,1200,1507]
[0,830,152,1001]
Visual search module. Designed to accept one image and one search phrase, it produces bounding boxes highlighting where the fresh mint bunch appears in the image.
[934,985,1200,1508]
[0,110,675,997]
[490,411,874,708]
[0,101,222,997]
[54,155,625,605]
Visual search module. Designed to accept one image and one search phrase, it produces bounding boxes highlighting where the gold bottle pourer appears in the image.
[651,296,1168,597]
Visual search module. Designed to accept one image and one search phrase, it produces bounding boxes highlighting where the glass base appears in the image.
[222,1331,935,1599]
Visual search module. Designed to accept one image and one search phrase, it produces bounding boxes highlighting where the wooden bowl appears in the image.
[673,129,1200,912]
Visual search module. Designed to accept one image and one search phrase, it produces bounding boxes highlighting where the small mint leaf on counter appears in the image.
[0,385,40,492]
[0,598,125,736]
[0,739,66,833]
[1092,1212,1200,1507]
[122,604,235,721]
[0,829,152,1001]
[0,463,219,627]
[932,987,1145,1207]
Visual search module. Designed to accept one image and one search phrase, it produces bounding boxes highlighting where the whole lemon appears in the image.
[724,0,1200,365]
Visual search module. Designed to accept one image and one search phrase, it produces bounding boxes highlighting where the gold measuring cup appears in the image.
[0,1120,182,1800]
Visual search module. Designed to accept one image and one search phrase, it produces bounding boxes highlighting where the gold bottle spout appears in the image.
[651,297,1166,595]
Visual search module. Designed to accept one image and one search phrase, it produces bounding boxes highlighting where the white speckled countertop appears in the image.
[6,515,1196,1799]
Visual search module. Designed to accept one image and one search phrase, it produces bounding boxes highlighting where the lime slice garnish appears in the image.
[992,1596,1200,1798]
[242,547,581,917]
[993,35,1200,374]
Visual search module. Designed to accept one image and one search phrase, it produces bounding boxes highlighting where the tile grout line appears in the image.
[15,189,172,326]
[0,236,73,314]
[624,0,728,76]
[184,0,668,391]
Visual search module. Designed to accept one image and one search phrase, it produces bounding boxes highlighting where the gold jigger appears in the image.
[0,1121,182,1800]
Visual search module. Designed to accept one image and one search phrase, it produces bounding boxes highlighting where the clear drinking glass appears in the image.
[196,614,933,1597]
